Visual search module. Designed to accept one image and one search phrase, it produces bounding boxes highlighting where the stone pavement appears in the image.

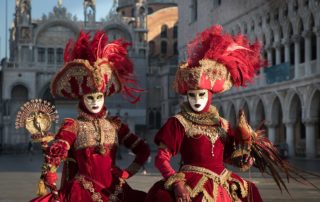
[0,151,320,202]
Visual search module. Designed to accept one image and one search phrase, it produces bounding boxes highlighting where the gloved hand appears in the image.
[173,181,191,202]
[111,166,130,180]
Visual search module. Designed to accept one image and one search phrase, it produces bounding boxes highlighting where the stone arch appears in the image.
[285,21,294,38]
[38,82,55,103]
[307,90,320,156]
[271,96,285,144]
[288,93,305,156]
[306,13,315,30]
[103,23,133,42]
[9,84,30,147]
[218,105,224,117]
[240,100,250,123]
[295,17,304,35]
[254,99,266,130]
[34,20,80,45]
[308,89,320,119]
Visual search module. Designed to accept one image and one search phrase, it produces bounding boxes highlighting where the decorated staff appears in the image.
[16,99,60,201]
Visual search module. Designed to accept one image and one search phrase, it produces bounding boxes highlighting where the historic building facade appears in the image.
[0,0,151,151]
[178,0,320,158]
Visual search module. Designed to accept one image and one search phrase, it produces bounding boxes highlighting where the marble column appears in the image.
[304,119,317,158]
[285,121,295,157]
[275,42,281,64]
[267,124,277,144]
[303,30,312,76]
[292,35,301,78]
[284,38,290,63]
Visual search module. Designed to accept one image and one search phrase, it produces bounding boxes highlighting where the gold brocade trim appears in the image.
[61,119,79,135]
[180,165,232,201]
[164,173,186,190]
[229,177,248,199]
[76,175,103,202]
[74,118,118,150]
[126,162,141,176]
[175,113,225,146]
[174,59,233,94]
[180,103,220,126]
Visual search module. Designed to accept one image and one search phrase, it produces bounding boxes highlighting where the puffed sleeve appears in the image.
[154,117,185,156]
[114,117,150,175]
[54,118,78,147]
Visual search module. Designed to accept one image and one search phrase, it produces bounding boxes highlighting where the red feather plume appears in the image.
[187,25,266,87]
[63,31,142,103]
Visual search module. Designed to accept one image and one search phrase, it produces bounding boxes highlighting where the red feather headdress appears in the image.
[51,31,141,103]
[174,25,266,95]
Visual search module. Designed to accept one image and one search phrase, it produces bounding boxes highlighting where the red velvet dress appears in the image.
[146,105,263,202]
[31,108,150,202]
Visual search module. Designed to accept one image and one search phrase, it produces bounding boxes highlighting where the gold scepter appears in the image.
[15,99,60,201]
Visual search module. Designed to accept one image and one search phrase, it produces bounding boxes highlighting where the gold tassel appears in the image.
[36,179,47,196]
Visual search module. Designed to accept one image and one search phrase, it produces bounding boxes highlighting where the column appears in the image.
[304,119,317,159]
[284,38,290,63]
[292,35,300,78]
[267,46,272,65]
[267,124,277,144]
[285,121,295,157]
[275,42,281,64]
[303,30,312,76]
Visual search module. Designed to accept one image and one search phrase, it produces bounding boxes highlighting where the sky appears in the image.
[0,0,113,60]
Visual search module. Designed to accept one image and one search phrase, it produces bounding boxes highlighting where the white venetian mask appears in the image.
[83,92,105,114]
[187,89,209,112]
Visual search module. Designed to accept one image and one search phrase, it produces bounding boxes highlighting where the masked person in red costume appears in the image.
[146,25,266,202]
[31,31,150,202]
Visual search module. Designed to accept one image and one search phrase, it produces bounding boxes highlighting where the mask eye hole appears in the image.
[87,96,94,101]
[188,93,195,97]
[199,92,205,97]
[97,95,103,99]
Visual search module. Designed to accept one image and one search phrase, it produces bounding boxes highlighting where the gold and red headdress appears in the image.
[51,31,141,103]
[175,25,266,95]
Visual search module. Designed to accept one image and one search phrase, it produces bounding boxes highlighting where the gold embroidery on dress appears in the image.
[76,175,103,202]
[180,165,232,201]
[175,114,223,147]
[74,118,118,150]
[180,103,220,126]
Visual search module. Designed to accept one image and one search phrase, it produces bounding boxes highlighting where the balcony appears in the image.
[264,62,294,84]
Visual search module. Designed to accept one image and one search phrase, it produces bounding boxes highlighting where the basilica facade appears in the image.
[178,0,320,158]
[0,0,177,152]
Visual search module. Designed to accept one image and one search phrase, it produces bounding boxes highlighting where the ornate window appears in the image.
[48,48,54,64]
[56,48,63,64]
[37,48,45,63]
[161,25,168,38]
[161,41,167,55]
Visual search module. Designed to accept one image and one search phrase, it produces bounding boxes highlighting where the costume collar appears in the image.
[180,102,220,126]
[77,105,107,121]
